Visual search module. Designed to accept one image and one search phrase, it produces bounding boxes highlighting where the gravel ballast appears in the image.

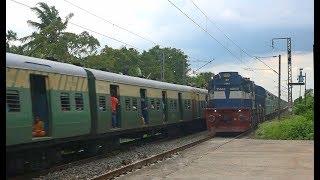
[35,131,210,180]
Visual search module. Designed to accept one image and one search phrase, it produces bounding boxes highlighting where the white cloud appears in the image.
[6,0,314,101]
[201,51,314,101]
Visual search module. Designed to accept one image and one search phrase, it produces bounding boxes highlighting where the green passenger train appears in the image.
[6,53,208,173]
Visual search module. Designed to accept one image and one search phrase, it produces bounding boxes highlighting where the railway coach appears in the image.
[205,72,288,133]
[6,53,208,174]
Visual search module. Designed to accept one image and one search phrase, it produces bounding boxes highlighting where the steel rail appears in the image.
[90,133,215,180]
[90,129,253,180]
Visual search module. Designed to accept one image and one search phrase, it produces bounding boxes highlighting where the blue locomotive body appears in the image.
[205,72,287,133]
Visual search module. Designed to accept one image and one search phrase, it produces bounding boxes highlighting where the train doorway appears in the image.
[162,91,168,122]
[110,85,121,128]
[140,89,149,125]
[30,74,50,137]
[178,93,183,120]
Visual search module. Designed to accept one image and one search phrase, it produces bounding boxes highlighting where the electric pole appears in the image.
[161,51,165,81]
[278,55,281,120]
[272,37,292,111]
[305,73,307,105]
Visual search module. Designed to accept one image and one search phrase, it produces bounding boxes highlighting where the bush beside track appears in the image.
[255,92,314,140]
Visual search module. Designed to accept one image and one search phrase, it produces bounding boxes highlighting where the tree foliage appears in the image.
[187,72,214,89]
[19,2,100,62]
[6,2,213,87]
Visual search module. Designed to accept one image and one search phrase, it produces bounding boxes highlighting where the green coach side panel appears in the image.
[148,97,163,126]
[6,86,33,146]
[51,90,91,138]
[6,53,91,146]
[85,67,208,131]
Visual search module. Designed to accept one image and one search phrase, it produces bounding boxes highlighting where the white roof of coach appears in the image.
[6,53,87,77]
[86,68,207,93]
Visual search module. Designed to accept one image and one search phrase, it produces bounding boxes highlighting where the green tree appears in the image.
[6,30,24,54]
[187,72,214,88]
[20,2,100,62]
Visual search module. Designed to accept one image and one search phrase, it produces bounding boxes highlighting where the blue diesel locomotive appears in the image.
[205,72,288,133]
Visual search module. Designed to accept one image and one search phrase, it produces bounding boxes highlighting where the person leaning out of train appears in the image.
[111,95,119,128]
[32,116,46,137]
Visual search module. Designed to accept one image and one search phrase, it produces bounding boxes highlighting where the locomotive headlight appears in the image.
[214,109,217,112]
[238,109,241,112]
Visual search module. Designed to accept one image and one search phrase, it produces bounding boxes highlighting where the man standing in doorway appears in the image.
[111,94,119,128]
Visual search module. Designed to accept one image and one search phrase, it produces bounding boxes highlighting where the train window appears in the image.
[170,100,174,111]
[173,100,177,111]
[75,93,84,111]
[98,96,106,111]
[6,90,20,112]
[125,98,131,111]
[184,100,189,110]
[156,99,160,111]
[132,98,138,111]
[150,99,155,110]
[60,93,71,111]
[188,100,191,110]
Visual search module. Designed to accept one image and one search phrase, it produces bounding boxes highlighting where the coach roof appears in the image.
[86,68,207,93]
[6,53,87,77]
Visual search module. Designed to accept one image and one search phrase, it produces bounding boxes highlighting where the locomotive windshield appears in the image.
[208,72,254,109]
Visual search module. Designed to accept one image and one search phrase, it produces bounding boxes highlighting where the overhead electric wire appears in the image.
[9,0,214,78]
[63,0,157,46]
[194,59,214,72]
[167,0,250,69]
[69,22,142,50]
[9,0,142,51]
[189,0,278,74]
[62,0,215,71]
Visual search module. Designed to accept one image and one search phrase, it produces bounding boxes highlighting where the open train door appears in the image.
[110,85,121,128]
[30,74,50,137]
[162,91,168,123]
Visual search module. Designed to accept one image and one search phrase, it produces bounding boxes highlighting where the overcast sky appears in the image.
[6,0,314,100]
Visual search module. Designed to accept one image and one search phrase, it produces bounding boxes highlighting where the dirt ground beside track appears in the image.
[117,138,314,180]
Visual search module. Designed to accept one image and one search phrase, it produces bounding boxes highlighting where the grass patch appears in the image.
[255,114,313,140]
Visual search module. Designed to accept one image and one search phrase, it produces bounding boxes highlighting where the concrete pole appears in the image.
[278,55,281,120]
[305,73,307,105]
[161,52,165,81]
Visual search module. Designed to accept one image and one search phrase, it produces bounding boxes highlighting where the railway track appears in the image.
[9,130,204,180]
[9,133,167,180]
[10,129,251,180]
[90,129,251,180]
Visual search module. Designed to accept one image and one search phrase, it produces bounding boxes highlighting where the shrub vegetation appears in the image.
[255,90,314,140]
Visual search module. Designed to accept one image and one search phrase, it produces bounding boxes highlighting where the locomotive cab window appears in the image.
[6,90,20,112]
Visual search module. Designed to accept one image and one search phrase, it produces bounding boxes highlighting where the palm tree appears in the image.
[19,2,99,61]
[27,2,73,31]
